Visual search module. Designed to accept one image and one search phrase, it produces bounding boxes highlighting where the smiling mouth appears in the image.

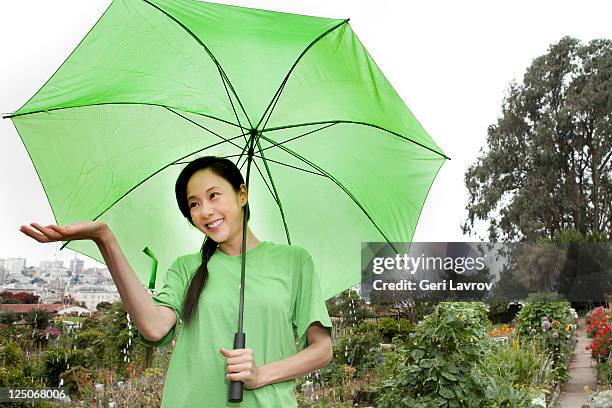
[206,218,224,230]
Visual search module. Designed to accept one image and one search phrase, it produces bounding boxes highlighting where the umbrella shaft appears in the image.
[237,133,256,332]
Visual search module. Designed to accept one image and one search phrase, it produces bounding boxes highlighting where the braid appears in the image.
[182,237,218,325]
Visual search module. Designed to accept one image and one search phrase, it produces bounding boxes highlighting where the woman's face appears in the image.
[186,168,247,243]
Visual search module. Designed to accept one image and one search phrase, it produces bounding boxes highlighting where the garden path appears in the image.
[557,317,597,407]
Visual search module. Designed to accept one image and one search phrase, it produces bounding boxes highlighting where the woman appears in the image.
[20,156,333,407]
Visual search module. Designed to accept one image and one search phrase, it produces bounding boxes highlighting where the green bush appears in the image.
[0,310,19,325]
[25,309,51,330]
[73,329,104,351]
[59,366,94,397]
[515,293,571,338]
[0,340,27,387]
[515,293,574,384]
[377,317,414,343]
[475,339,555,405]
[333,322,382,378]
[488,301,521,324]
[41,346,88,387]
[375,302,491,407]
[598,361,612,386]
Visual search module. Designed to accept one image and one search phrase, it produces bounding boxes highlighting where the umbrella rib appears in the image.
[220,73,249,145]
[263,120,451,160]
[4,102,246,130]
[235,20,349,169]
[257,134,396,246]
[251,155,327,178]
[257,122,338,154]
[165,107,244,151]
[251,158,280,208]
[141,0,253,129]
[254,140,292,245]
[254,19,350,131]
[58,130,249,250]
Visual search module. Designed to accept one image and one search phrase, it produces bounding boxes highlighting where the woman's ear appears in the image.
[239,184,248,207]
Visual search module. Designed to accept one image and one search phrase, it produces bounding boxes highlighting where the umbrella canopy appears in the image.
[6,0,448,302]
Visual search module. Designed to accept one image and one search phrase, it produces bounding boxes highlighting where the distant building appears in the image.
[0,303,67,316]
[5,258,26,277]
[56,305,92,316]
[71,286,119,310]
[40,260,64,273]
[48,276,67,291]
[70,259,84,275]
[1,284,40,295]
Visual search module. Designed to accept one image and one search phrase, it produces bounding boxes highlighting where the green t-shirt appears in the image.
[139,240,333,407]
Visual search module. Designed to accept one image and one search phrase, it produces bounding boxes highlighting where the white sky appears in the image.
[1,0,611,269]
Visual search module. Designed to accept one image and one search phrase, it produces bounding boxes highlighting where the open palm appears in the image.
[19,221,107,244]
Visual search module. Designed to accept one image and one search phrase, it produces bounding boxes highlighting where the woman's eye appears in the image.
[189,202,198,208]
[210,192,219,199]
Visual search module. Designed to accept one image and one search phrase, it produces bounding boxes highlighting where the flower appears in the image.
[45,327,60,337]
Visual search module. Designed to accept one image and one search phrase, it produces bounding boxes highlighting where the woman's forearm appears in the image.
[256,341,332,388]
[94,225,164,340]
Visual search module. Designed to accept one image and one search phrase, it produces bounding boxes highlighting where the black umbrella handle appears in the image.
[228,331,246,402]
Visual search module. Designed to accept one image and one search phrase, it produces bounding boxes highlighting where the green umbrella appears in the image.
[4,0,449,401]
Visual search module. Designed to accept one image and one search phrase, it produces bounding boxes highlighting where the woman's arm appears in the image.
[257,322,332,387]
[19,222,174,341]
[94,226,176,341]
[221,322,332,389]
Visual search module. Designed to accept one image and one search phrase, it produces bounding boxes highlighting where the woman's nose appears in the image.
[200,202,214,217]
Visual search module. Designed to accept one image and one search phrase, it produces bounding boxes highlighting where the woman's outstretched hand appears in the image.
[220,347,263,389]
[19,221,109,244]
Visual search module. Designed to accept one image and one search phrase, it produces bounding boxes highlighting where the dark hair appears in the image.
[175,156,250,325]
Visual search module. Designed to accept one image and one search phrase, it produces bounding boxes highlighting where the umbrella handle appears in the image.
[228,331,245,402]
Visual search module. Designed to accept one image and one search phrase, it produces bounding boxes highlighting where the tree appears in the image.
[96,301,112,311]
[13,292,40,304]
[0,291,40,304]
[326,288,374,324]
[463,36,612,241]
[0,311,19,325]
[25,309,51,330]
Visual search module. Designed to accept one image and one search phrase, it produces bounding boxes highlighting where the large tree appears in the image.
[463,36,612,241]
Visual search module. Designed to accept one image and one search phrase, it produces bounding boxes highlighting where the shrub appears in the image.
[377,317,414,343]
[515,293,571,339]
[586,306,612,360]
[488,301,521,324]
[0,311,19,325]
[375,302,491,407]
[333,322,382,377]
[515,294,574,384]
[41,346,88,387]
[476,338,555,403]
[25,309,51,330]
[0,340,27,387]
[597,361,612,386]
